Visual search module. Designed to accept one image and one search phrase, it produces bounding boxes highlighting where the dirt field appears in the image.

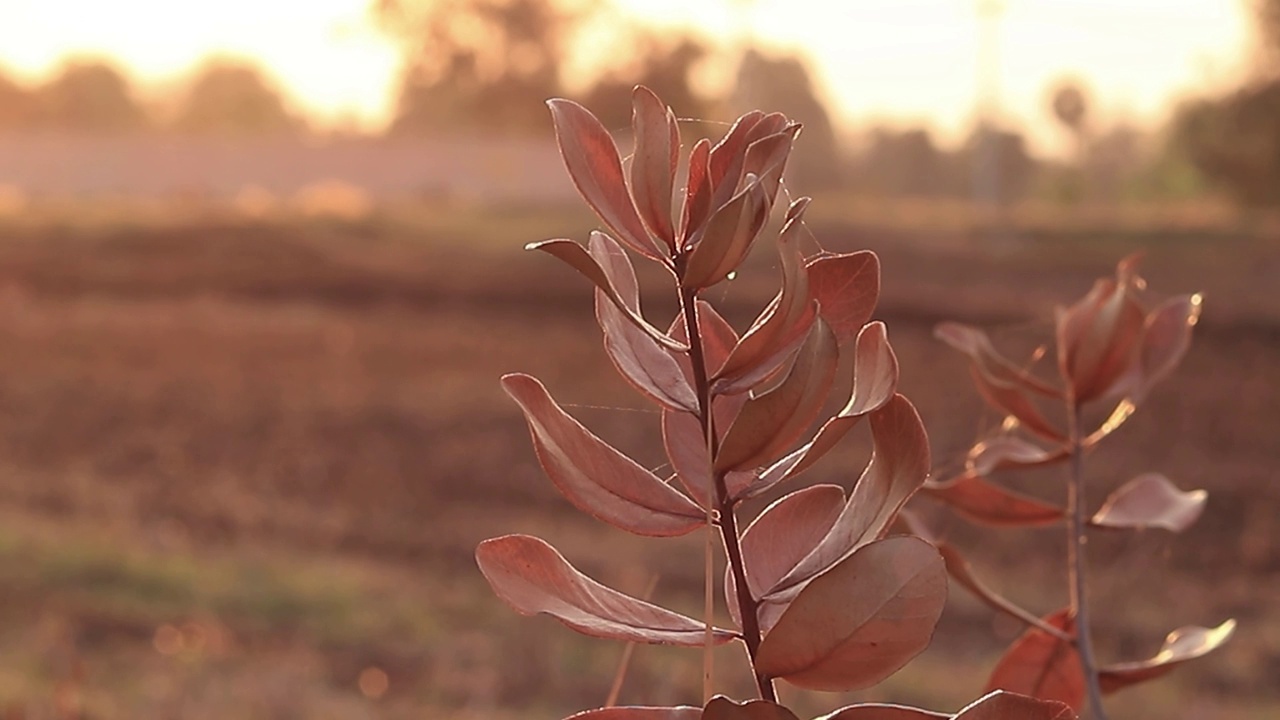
[0,203,1274,718]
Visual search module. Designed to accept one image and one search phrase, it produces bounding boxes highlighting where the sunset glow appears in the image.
[0,0,1252,148]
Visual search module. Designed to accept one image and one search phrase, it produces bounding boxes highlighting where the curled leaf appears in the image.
[922,473,1064,527]
[966,436,1067,475]
[935,323,1060,398]
[679,138,714,244]
[629,86,679,250]
[754,536,947,692]
[715,316,839,473]
[591,234,697,412]
[726,485,845,627]
[529,236,685,351]
[477,535,736,646]
[808,251,881,345]
[1055,260,1147,403]
[1121,293,1203,403]
[503,374,704,536]
[744,322,899,499]
[713,198,818,394]
[1091,473,1206,532]
[682,178,771,289]
[548,98,662,259]
[985,608,1084,712]
[1098,620,1236,693]
[768,394,930,597]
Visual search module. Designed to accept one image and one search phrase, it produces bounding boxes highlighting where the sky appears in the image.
[0,0,1254,152]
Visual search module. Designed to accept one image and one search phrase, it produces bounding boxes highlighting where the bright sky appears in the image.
[0,0,1253,152]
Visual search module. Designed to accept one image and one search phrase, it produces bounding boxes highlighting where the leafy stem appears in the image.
[679,284,777,703]
[1066,399,1108,720]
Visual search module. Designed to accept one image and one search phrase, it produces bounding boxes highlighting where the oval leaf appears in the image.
[547,98,661,259]
[1098,619,1235,694]
[1091,473,1206,532]
[726,485,846,626]
[503,374,704,536]
[754,536,947,692]
[808,251,881,345]
[1126,293,1202,403]
[953,691,1076,720]
[682,179,771,290]
[768,395,930,597]
[715,316,839,472]
[967,436,1067,475]
[629,86,678,249]
[477,535,736,646]
[713,198,818,393]
[591,233,697,412]
[922,473,1065,528]
[529,236,685,351]
[985,609,1084,711]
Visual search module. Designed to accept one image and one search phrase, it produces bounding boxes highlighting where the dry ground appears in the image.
[0,202,1273,718]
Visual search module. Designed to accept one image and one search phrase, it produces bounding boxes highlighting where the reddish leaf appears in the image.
[1098,620,1235,693]
[1055,261,1147,403]
[591,233,697,412]
[967,365,1065,442]
[985,609,1084,711]
[1091,473,1206,532]
[745,322,899,498]
[726,485,845,626]
[700,699,796,720]
[661,408,756,507]
[808,251,881,345]
[922,473,1064,527]
[503,374,704,536]
[629,86,678,249]
[680,138,713,244]
[701,696,800,720]
[767,395,930,597]
[754,536,946,692]
[547,98,662,259]
[1121,294,1203,403]
[714,317,839,472]
[966,436,1067,475]
[952,691,1075,720]
[682,179,771,289]
[477,535,735,646]
[713,198,818,394]
[816,705,948,720]
[935,323,1060,398]
[938,544,1071,641]
[566,708,701,720]
[529,236,685,351]
[739,126,800,203]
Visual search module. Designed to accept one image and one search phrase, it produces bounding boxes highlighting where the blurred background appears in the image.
[0,0,1275,718]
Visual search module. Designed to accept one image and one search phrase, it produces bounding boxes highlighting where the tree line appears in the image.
[2,0,1277,207]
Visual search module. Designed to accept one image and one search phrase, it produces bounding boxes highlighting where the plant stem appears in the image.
[1066,400,1108,720]
[680,287,778,703]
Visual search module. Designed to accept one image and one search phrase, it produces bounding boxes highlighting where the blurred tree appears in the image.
[1050,81,1089,137]
[172,60,303,135]
[730,48,841,188]
[377,0,600,133]
[1171,86,1280,207]
[963,124,1034,206]
[1162,0,1280,206]
[0,69,39,130]
[576,32,715,131]
[1047,79,1090,203]
[36,59,146,132]
[858,127,949,197]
